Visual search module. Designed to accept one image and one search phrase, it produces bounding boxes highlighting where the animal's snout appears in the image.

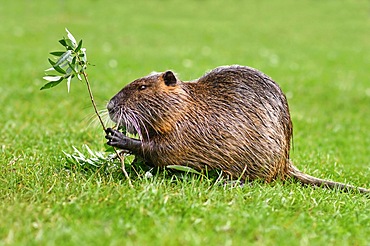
[107,100,115,112]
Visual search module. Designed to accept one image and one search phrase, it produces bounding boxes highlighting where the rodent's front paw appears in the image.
[105,128,142,154]
[105,128,127,148]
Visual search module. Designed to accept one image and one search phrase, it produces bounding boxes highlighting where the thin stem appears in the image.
[83,73,106,132]
[76,56,133,187]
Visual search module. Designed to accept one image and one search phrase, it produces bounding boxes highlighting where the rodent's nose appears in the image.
[107,100,115,111]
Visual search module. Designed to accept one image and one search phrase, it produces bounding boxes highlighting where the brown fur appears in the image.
[106,65,369,193]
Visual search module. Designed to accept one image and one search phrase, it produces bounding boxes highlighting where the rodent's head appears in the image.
[107,70,189,139]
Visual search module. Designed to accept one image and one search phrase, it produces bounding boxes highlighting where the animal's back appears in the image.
[106,65,369,193]
[150,65,293,181]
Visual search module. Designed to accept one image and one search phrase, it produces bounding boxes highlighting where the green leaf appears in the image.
[66,75,72,93]
[48,58,56,66]
[104,144,116,153]
[79,61,86,67]
[65,28,77,48]
[66,66,72,75]
[59,38,67,47]
[40,79,63,90]
[43,75,63,81]
[50,51,65,56]
[166,165,202,175]
[67,62,77,74]
[75,39,83,53]
[80,48,87,63]
[65,39,75,49]
[55,50,72,67]
[53,65,66,74]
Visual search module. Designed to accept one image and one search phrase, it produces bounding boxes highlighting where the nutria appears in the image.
[105,65,369,193]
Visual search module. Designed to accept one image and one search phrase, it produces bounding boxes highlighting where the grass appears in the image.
[1,0,370,245]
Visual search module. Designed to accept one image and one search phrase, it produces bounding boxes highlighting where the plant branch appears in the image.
[76,54,133,187]
[42,29,133,187]
[79,69,106,131]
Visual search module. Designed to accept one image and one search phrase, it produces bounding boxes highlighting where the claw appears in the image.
[104,127,142,153]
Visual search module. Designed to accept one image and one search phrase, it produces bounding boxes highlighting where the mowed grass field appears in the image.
[1,0,370,245]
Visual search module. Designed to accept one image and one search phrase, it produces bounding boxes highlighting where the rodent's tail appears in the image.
[288,164,369,194]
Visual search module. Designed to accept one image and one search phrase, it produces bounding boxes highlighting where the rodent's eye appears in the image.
[138,85,147,91]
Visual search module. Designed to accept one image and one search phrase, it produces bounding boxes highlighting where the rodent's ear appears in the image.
[162,71,177,87]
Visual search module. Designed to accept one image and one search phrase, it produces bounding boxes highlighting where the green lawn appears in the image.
[1,0,370,245]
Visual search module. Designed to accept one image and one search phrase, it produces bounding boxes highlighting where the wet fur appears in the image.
[106,65,369,193]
